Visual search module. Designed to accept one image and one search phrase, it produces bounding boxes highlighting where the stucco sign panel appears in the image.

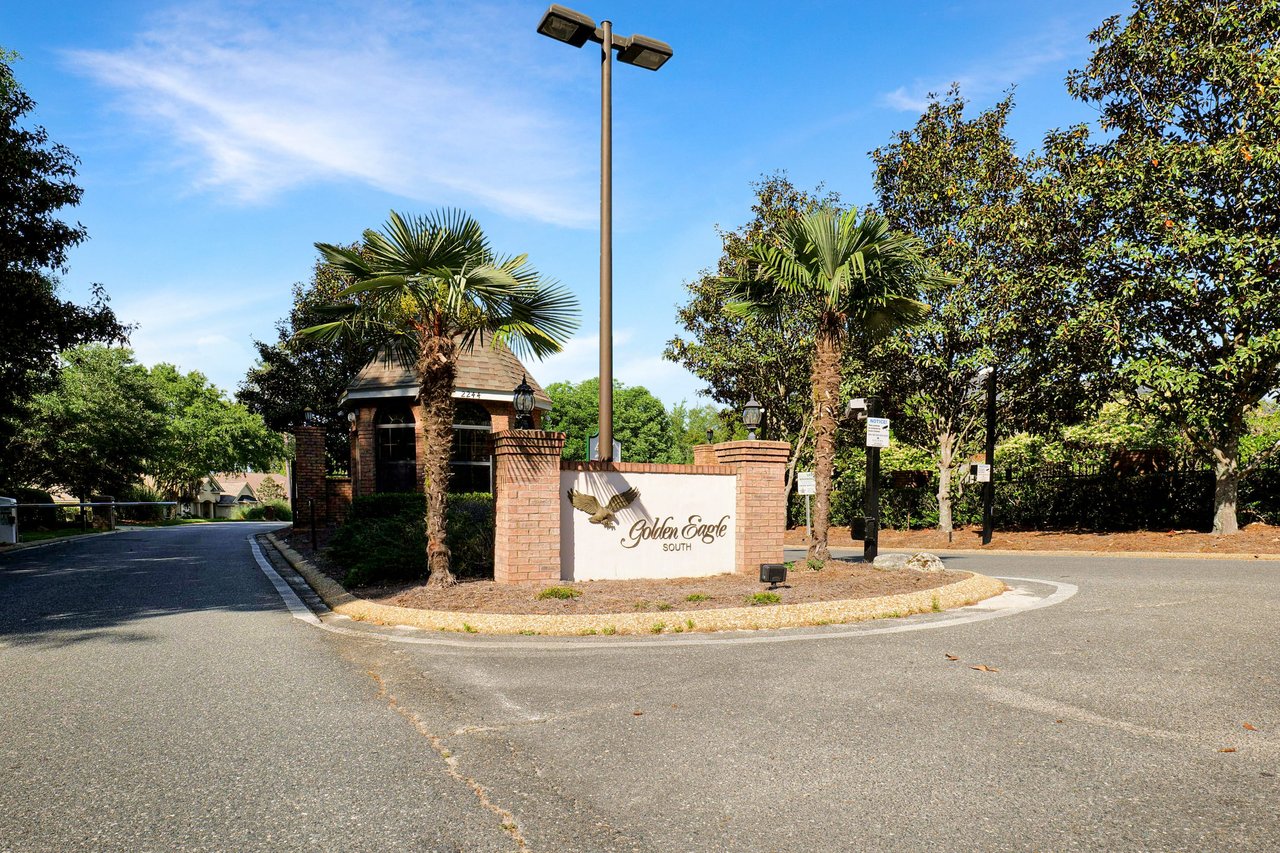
[560,470,736,581]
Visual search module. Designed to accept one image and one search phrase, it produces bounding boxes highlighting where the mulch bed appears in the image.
[787,522,1280,554]
[276,528,966,615]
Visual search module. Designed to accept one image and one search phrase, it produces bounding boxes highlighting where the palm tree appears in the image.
[299,210,579,586]
[728,206,946,562]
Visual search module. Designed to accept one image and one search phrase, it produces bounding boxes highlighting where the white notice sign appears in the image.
[973,463,992,483]
[797,472,816,495]
[866,417,890,448]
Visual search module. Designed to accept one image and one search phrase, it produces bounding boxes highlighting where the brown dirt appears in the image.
[785,522,1280,554]
[275,528,965,615]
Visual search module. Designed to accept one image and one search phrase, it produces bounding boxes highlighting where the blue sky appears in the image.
[4,0,1130,407]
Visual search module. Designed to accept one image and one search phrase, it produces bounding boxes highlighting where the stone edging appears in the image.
[264,533,1007,636]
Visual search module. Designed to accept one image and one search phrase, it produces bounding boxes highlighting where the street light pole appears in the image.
[536,5,672,462]
[599,19,614,461]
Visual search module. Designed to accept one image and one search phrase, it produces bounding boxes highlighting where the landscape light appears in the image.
[513,375,536,429]
[759,563,787,589]
[743,397,762,440]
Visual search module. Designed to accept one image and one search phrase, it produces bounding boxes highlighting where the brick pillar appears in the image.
[351,407,376,497]
[493,430,566,584]
[293,425,327,528]
[692,443,717,465]
[713,440,791,574]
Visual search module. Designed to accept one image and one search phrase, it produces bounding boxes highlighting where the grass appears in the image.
[746,592,782,606]
[17,528,98,543]
[685,618,695,630]
[578,628,598,636]
[684,593,709,603]
[601,625,617,636]
[650,621,667,634]
[633,600,651,611]
[536,586,581,601]
[806,557,825,571]
[462,623,478,634]
[932,595,943,613]
[656,603,673,611]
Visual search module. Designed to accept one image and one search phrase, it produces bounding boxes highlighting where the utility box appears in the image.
[0,496,16,545]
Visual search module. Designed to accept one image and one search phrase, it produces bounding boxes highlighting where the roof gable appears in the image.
[343,333,551,406]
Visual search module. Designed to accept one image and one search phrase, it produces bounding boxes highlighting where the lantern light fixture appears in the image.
[742,397,762,440]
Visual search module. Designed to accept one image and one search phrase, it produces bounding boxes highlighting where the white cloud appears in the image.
[879,25,1076,112]
[67,0,595,226]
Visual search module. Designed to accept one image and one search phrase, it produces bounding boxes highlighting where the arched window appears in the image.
[375,405,417,493]
[451,401,493,494]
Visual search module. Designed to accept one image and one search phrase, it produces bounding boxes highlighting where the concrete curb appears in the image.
[0,529,123,556]
[263,533,1007,637]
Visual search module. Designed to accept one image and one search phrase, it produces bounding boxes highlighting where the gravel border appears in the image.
[265,533,1007,636]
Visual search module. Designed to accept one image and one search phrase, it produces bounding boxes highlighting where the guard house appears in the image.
[340,333,551,497]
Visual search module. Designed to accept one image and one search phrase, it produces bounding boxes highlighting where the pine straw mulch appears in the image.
[275,528,966,615]
[785,522,1280,555]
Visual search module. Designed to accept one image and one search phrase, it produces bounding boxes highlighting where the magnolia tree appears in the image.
[1059,0,1280,533]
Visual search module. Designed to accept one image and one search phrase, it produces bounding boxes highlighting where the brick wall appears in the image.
[326,477,352,526]
[493,430,566,584]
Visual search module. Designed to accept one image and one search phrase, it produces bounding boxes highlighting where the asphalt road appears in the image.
[3,526,1278,852]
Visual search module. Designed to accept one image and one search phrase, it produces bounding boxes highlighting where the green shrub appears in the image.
[536,586,581,600]
[233,500,293,521]
[327,491,495,587]
[746,592,781,606]
[118,483,168,521]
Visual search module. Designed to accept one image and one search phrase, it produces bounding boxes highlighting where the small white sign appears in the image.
[866,417,890,448]
[972,463,992,483]
[797,472,816,495]
[588,436,623,461]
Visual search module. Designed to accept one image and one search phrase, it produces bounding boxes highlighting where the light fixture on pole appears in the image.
[742,397,762,440]
[512,375,536,430]
[980,365,997,546]
[536,5,672,462]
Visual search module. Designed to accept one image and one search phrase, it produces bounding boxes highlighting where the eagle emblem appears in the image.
[567,487,640,528]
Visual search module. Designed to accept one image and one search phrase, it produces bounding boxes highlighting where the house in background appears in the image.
[340,334,551,497]
[189,472,289,519]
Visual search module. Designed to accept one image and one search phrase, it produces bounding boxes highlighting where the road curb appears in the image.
[263,533,1007,636]
[0,529,123,557]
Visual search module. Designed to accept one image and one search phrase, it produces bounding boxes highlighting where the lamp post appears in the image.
[536,5,672,461]
[742,397,762,440]
[980,366,997,545]
[512,375,536,430]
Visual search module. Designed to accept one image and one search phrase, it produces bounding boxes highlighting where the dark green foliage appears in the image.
[349,492,425,521]
[237,248,377,472]
[13,487,56,529]
[117,482,167,522]
[446,493,495,579]
[0,53,127,489]
[665,173,840,459]
[542,377,681,463]
[328,492,494,586]
[234,501,293,521]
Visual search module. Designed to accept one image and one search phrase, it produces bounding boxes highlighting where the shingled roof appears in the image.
[342,333,552,409]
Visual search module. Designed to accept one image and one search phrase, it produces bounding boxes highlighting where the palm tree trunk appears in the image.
[417,333,458,586]
[808,313,843,563]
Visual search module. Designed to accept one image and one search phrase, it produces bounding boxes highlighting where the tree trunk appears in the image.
[1211,436,1240,535]
[937,432,956,536]
[808,314,843,563]
[417,334,458,586]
